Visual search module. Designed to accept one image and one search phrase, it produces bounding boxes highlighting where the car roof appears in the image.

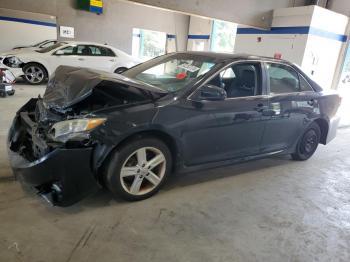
[174,51,291,64]
[63,41,117,49]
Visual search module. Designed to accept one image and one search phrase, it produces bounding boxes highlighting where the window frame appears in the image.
[264,62,315,95]
[86,45,117,57]
[188,60,266,101]
[53,45,77,56]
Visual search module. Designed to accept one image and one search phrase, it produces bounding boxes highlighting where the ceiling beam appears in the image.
[125,0,305,28]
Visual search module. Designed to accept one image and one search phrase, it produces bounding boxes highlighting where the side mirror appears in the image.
[198,84,227,101]
[54,50,64,56]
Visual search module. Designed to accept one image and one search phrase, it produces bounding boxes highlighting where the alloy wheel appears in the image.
[24,66,45,84]
[120,147,166,195]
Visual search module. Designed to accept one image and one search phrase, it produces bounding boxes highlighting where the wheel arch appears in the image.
[314,118,329,145]
[95,129,181,183]
[23,61,49,77]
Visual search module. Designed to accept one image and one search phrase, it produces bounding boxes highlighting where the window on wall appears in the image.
[210,20,237,53]
[132,28,167,62]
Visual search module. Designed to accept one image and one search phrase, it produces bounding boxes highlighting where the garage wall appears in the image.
[0,8,57,53]
[0,0,190,54]
[187,16,213,51]
[328,0,350,17]
[126,0,310,28]
[235,6,348,88]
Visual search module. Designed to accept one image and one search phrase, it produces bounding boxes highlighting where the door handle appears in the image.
[78,58,85,61]
[109,59,116,62]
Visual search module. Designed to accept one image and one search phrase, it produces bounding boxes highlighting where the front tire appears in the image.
[291,122,321,161]
[104,137,172,201]
[23,63,47,85]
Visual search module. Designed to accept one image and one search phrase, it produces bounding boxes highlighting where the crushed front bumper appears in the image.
[7,99,100,206]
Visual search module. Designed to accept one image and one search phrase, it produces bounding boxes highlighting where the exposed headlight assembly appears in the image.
[50,118,106,142]
[6,56,23,68]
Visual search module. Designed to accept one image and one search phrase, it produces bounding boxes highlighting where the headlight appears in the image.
[50,118,106,142]
[6,56,23,68]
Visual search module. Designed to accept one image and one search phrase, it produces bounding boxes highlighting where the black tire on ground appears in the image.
[104,137,172,201]
[114,67,128,74]
[0,91,6,97]
[22,63,48,85]
[291,122,321,161]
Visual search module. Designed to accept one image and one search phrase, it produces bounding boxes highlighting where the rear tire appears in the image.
[23,63,47,85]
[291,122,321,161]
[104,137,172,201]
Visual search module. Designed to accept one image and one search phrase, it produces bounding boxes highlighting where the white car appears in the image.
[0,41,140,85]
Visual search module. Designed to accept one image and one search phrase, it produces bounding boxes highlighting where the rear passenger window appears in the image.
[103,47,116,57]
[267,63,300,94]
[89,46,116,57]
[299,75,313,91]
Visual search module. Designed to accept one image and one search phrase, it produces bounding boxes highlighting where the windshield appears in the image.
[124,54,217,92]
[36,42,66,53]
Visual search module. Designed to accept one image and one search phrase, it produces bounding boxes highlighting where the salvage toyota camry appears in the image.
[8,52,341,206]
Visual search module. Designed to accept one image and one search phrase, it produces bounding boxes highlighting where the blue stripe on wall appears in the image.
[0,15,56,27]
[167,34,176,39]
[308,27,347,42]
[188,34,210,40]
[237,26,347,42]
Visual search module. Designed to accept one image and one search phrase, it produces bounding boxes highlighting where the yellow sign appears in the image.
[90,0,103,8]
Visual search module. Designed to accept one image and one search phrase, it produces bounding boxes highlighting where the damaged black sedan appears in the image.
[8,52,341,206]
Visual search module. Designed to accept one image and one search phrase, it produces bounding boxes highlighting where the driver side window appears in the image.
[56,46,75,55]
[208,62,261,98]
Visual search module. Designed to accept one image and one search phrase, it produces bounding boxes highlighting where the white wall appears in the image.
[234,5,349,89]
[187,16,212,51]
[0,8,57,53]
[235,34,308,65]
[301,6,349,88]
[0,0,190,54]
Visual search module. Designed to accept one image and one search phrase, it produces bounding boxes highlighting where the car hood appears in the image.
[43,66,167,110]
[0,48,36,57]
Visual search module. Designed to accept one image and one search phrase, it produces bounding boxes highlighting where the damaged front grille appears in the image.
[9,98,62,161]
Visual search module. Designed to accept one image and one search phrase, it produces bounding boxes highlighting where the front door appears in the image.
[181,62,269,165]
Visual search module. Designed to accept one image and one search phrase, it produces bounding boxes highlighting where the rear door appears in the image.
[77,45,117,72]
[260,62,319,153]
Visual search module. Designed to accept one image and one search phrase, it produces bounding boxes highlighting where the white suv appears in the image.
[1,41,140,85]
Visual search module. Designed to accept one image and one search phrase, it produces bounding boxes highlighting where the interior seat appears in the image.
[81,47,92,56]
[227,69,255,98]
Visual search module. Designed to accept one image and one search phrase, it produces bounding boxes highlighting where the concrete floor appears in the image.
[0,83,350,262]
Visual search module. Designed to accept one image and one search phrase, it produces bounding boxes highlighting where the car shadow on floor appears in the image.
[67,154,295,211]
